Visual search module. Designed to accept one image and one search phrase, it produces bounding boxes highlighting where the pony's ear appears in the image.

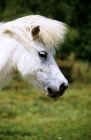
[31,26,40,36]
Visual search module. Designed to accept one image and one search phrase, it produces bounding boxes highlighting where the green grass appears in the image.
[0,61,91,140]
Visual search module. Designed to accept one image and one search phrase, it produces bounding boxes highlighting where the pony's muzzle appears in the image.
[47,83,68,98]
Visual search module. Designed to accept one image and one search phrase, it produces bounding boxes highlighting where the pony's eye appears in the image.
[38,51,47,59]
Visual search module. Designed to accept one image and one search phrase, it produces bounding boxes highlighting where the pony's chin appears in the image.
[47,93,63,98]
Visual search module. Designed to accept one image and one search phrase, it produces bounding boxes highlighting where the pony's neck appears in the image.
[0,36,18,89]
[0,65,14,89]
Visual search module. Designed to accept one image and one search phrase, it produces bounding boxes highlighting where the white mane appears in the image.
[0,15,67,48]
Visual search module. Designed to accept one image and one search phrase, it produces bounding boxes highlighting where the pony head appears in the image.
[2,15,69,98]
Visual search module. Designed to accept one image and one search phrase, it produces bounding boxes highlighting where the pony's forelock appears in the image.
[1,15,68,49]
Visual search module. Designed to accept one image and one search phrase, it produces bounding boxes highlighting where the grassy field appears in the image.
[0,60,91,140]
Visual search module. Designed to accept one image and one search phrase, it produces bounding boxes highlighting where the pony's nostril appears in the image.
[47,87,52,94]
[60,83,68,91]
[47,87,56,98]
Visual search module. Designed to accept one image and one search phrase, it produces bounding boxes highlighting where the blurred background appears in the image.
[0,0,91,140]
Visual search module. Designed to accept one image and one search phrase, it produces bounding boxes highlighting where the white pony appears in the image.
[0,15,68,98]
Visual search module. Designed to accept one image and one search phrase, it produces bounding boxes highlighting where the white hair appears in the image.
[1,15,67,49]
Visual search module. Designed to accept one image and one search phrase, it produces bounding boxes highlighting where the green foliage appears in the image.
[58,27,79,59]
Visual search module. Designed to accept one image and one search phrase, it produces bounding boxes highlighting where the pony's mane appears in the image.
[0,15,67,48]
